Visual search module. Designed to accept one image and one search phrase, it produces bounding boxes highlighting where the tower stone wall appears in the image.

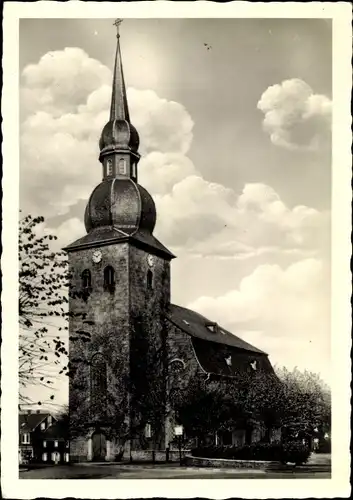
[68,243,131,461]
[68,241,173,460]
[128,246,170,450]
[66,20,176,461]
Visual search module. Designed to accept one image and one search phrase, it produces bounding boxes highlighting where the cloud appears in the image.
[21,48,111,117]
[55,218,86,248]
[257,78,332,150]
[128,88,194,155]
[21,50,329,261]
[20,48,194,218]
[139,151,198,196]
[188,258,331,380]
[153,179,329,258]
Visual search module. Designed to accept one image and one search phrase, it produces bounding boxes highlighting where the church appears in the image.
[65,21,275,462]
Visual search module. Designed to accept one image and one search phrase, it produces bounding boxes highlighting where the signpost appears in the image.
[174,425,183,466]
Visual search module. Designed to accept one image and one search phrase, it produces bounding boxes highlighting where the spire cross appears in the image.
[113,19,123,38]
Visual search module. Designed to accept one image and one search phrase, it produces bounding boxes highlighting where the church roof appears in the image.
[191,337,274,377]
[166,303,266,355]
[99,19,139,157]
[64,227,175,260]
[84,179,156,235]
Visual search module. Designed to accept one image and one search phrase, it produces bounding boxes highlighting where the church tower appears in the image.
[65,20,174,462]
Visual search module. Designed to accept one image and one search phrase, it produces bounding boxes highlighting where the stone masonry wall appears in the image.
[128,245,171,450]
[166,321,204,386]
[68,242,131,461]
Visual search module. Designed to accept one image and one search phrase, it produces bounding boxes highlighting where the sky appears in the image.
[19,18,332,405]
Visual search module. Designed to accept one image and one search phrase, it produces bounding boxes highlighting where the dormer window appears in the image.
[81,270,92,291]
[250,360,258,371]
[104,266,115,293]
[118,158,126,175]
[147,270,153,290]
[206,322,218,334]
[225,355,232,367]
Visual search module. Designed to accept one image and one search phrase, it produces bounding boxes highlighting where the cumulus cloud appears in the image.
[20,50,328,261]
[189,258,331,380]
[128,89,194,155]
[20,48,194,218]
[21,48,111,117]
[55,218,86,248]
[153,179,329,258]
[139,152,198,196]
[257,78,332,150]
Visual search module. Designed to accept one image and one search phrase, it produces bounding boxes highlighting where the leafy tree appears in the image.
[19,214,84,407]
[275,367,331,443]
[171,376,226,444]
[172,366,331,446]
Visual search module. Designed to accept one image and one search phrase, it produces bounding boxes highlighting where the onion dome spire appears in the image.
[66,19,175,260]
[83,20,157,239]
[110,19,130,122]
[99,19,140,181]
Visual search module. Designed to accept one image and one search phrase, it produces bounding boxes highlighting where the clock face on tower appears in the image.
[92,250,102,264]
[147,254,155,267]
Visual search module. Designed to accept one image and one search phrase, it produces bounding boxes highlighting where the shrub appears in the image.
[280,441,311,465]
[317,439,331,454]
[191,441,310,465]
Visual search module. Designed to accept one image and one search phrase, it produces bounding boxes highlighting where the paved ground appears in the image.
[307,453,331,465]
[19,455,331,480]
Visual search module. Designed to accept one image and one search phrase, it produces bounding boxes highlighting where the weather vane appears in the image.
[113,19,123,38]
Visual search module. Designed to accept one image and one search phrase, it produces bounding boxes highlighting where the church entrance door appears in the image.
[92,432,107,462]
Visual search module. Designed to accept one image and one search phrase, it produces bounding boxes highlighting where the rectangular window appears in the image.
[47,415,52,425]
[22,433,30,444]
[40,422,46,431]
[107,159,113,176]
[54,440,58,448]
[43,441,47,448]
[42,453,47,462]
[65,453,70,463]
[145,423,152,439]
[118,158,127,175]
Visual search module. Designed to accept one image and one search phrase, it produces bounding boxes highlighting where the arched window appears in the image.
[104,266,115,293]
[81,269,92,290]
[147,269,153,290]
[90,353,107,415]
[118,158,126,175]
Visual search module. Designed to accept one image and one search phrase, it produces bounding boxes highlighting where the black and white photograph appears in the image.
[1,2,351,498]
